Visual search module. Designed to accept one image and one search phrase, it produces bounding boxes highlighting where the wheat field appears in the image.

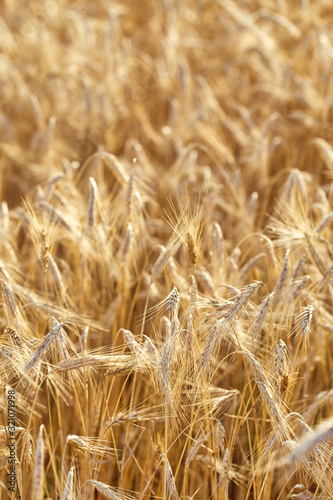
[1,1,333,499]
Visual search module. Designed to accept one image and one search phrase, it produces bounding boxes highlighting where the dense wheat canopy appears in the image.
[1,1,333,499]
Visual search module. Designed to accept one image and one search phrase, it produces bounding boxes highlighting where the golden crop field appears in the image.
[1,1,333,499]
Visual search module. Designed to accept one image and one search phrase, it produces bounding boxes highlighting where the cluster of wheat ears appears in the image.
[1,0,333,499]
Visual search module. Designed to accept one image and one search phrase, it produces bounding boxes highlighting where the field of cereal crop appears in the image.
[1,1,333,499]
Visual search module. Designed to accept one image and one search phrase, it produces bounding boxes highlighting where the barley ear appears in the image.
[33,425,45,500]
